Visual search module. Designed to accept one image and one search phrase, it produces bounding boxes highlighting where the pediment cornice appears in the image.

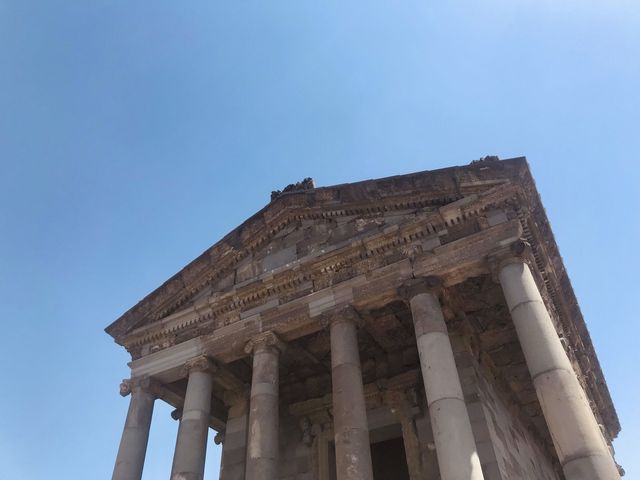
[106,162,524,343]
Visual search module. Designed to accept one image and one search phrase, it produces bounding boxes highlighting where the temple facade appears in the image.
[106,157,622,480]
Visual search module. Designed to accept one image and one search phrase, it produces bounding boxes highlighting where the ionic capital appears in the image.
[181,355,217,377]
[399,276,442,301]
[119,376,162,398]
[319,305,364,329]
[244,331,286,355]
[119,379,132,397]
[488,239,533,276]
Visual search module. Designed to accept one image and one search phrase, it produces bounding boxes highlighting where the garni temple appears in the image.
[106,156,622,480]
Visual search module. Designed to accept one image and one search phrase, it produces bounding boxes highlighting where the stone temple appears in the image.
[106,156,622,480]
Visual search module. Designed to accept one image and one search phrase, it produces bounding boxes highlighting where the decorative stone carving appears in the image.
[181,355,217,377]
[119,379,132,397]
[487,238,535,283]
[319,304,364,330]
[471,155,500,164]
[270,177,315,201]
[399,276,443,301]
[119,376,162,397]
[244,330,286,355]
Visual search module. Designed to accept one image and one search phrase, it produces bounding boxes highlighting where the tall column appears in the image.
[112,377,158,480]
[497,242,620,480]
[329,307,374,480]
[171,356,215,480]
[244,332,284,480]
[401,277,485,480]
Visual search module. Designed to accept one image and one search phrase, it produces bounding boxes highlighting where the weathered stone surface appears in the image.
[107,157,621,480]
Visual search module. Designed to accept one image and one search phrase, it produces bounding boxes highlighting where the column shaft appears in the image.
[499,261,619,480]
[112,389,155,480]
[330,316,374,480]
[219,397,249,480]
[408,291,484,480]
[171,369,214,480]
[245,345,280,480]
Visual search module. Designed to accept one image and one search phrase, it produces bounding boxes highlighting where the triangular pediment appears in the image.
[106,157,524,342]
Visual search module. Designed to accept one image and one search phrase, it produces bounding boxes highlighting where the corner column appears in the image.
[497,242,620,480]
[401,277,484,480]
[329,307,374,480]
[244,332,285,480]
[112,377,158,480]
[170,356,215,480]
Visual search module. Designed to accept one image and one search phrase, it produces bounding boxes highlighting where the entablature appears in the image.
[128,219,523,382]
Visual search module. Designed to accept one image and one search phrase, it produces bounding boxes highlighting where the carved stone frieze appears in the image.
[107,172,522,342]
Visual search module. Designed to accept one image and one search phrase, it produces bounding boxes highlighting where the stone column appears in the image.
[244,331,285,480]
[112,377,158,480]
[170,356,215,480]
[328,307,374,480]
[219,392,249,480]
[497,243,620,480]
[401,278,484,480]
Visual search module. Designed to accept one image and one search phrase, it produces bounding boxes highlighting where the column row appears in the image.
[112,245,618,480]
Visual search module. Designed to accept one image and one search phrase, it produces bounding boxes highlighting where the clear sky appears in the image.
[1,1,638,478]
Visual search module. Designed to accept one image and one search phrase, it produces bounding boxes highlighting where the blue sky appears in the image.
[1,1,638,478]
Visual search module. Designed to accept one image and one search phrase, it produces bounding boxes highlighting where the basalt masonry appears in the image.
[106,157,622,480]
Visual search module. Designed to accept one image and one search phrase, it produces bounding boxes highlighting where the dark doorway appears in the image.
[371,437,410,480]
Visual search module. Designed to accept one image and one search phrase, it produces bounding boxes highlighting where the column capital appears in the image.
[119,376,162,397]
[214,431,225,445]
[119,379,132,397]
[181,355,217,377]
[320,304,364,330]
[244,330,286,355]
[488,239,532,274]
[399,276,442,301]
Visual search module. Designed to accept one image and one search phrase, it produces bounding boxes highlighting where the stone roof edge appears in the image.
[105,157,524,341]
